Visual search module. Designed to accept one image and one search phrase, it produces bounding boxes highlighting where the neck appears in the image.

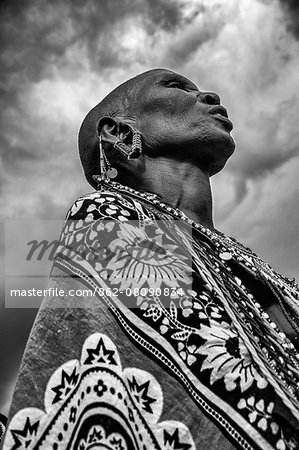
[133,156,214,230]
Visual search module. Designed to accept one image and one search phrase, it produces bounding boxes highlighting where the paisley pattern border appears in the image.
[3,333,195,450]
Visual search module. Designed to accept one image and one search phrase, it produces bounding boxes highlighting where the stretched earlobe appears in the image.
[92,117,143,190]
[97,116,143,160]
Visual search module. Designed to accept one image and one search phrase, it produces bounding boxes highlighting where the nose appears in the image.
[198,91,220,105]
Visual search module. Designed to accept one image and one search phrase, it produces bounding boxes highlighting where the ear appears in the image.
[96,116,133,147]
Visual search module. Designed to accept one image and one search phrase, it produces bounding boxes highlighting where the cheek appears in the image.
[141,92,192,125]
[141,116,207,151]
[139,113,177,144]
[139,117,165,151]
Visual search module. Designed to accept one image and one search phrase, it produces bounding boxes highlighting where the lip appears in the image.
[207,106,233,132]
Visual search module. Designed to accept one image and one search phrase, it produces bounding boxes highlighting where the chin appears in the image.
[210,160,228,176]
[210,150,235,176]
[203,125,235,152]
[209,135,235,176]
[216,131,235,155]
[218,126,235,147]
[225,134,236,155]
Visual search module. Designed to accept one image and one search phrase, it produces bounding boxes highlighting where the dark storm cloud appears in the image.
[230,146,299,205]
[245,148,298,178]
[278,0,299,38]
[231,140,298,205]
[0,135,38,173]
[0,0,184,92]
[163,20,224,66]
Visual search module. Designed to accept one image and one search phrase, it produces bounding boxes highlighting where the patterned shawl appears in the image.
[2,186,299,450]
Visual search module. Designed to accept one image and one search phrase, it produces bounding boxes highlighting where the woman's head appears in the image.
[79,68,235,188]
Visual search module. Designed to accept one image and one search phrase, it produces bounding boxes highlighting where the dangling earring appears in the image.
[113,128,142,159]
[92,135,118,189]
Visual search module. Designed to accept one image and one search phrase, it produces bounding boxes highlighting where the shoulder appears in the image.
[65,190,141,221]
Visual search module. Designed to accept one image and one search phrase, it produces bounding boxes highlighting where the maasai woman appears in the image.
[3,69,299,450]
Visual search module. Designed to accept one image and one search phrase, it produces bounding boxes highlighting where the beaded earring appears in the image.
[131,130,142,158]
[114,129,142,159]
[92,135,118,189]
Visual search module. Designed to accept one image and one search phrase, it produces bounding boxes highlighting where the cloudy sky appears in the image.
[1,0,299,415]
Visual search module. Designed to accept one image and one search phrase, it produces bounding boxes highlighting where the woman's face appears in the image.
[134,69,235,174]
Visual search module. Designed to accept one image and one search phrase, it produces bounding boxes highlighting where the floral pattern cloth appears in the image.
[3,188,299,450]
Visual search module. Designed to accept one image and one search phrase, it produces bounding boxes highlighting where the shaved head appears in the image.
[79,69,164,188]
[78,68,235,188]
